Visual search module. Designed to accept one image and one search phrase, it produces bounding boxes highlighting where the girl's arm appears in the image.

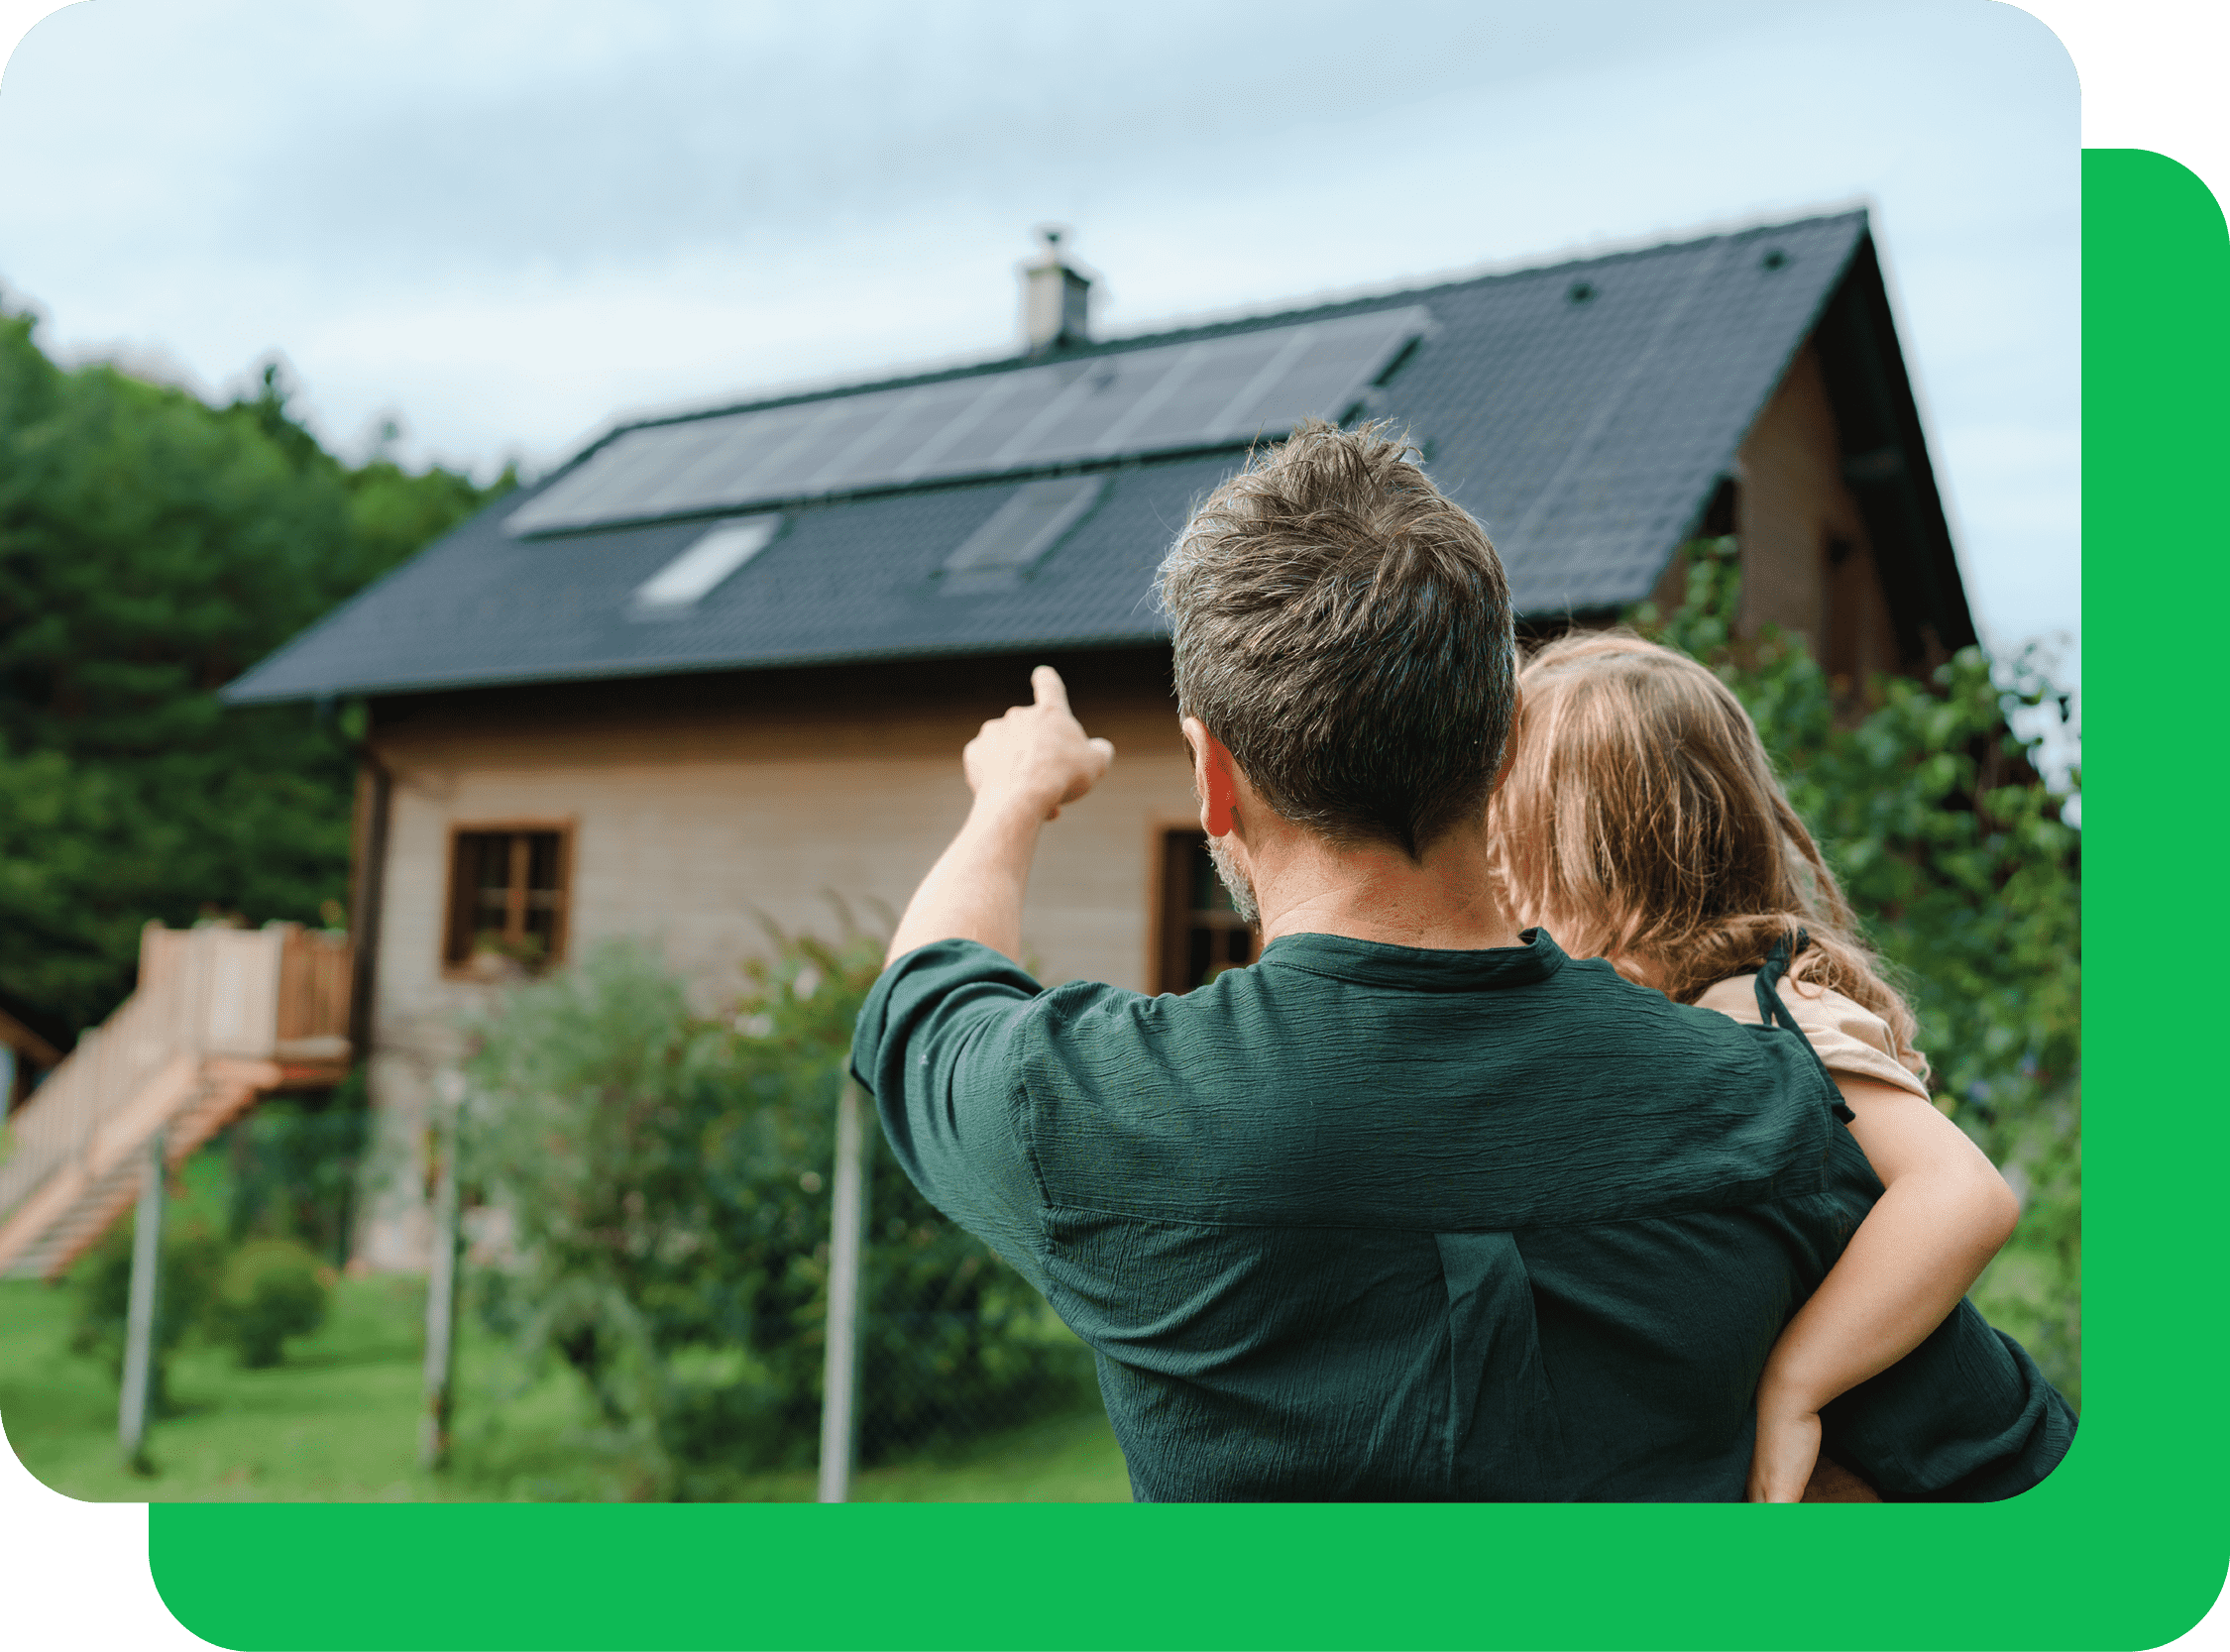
[1748,1075,2021,1502]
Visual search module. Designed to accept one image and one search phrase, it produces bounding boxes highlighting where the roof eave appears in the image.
[224,626,1179,708]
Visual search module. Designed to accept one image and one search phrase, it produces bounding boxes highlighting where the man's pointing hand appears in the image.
[962,665,1116,823]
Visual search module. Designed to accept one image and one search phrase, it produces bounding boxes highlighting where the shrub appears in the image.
[69,1212,225,1413]
[462,932,1090,1499]
[211,1237,331,1368]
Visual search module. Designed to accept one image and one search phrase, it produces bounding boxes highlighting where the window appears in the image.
[1156,828,1259,994]
[630,515,781,616]
[444,826,571,974]
[1699,475,1738,538]
[940,474,1107,595]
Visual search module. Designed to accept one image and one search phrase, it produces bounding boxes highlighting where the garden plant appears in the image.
[1630,537,2080,1400]
[460,932,1092,1501]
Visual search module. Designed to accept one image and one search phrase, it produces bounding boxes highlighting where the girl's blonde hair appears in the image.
[1487,629,1921,1064]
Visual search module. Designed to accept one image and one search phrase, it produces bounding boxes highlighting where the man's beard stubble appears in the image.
[1205,833,1262,929]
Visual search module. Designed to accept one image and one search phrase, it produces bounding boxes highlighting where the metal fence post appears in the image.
[817,1077,870,1502]
[118,1127,167,1468]
[420,1070,464,1471]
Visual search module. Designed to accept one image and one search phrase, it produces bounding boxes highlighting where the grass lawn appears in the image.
[0,1273,1131,1503]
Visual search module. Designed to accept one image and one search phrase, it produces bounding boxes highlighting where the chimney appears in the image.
[1020,225,1091,353]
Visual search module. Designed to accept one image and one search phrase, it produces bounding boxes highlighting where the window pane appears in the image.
[1191,838,1241,914]
[448,827,568,971]
[472,835,511,897]
[525,832,563,892]
[1160,828,1258,993]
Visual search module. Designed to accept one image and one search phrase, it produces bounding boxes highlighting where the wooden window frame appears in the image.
[440,819,575,980]
[1149,822,1259,996]
[1153,821,1197,996]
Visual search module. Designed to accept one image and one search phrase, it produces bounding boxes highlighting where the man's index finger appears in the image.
[1032,665,1070,712]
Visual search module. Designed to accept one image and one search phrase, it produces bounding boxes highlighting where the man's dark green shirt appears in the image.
[851,930,2073,1501]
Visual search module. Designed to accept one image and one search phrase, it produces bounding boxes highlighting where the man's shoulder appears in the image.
[1023,940,1797,1084]
[996,941,1846,1232]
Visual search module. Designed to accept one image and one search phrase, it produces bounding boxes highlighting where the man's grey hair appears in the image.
[1155,419,1517,859]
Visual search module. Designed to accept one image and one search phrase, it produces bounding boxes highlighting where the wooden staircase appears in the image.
[0,923,352,1280]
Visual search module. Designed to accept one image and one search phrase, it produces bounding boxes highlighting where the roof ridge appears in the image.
[575,206,1872,448]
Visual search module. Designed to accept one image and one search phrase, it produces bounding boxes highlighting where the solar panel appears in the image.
[507,305,1430,536]
[940,475,1108,595]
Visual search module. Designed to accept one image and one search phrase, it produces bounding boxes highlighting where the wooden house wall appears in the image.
[1732,342,1903,680]
[1639,339,1903,685]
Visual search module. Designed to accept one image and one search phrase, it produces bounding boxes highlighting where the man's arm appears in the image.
[886,666,1115,964]
[1748,1074,2021,1500]
[851,667,1117,1293]
[1806,1105,2076,1501]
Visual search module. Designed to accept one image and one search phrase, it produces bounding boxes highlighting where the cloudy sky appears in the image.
[0,0,2076,662]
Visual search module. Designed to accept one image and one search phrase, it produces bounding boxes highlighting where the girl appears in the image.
[1486,630,2021,1502]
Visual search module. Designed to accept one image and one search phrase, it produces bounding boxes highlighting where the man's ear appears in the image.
[1181,716,1240,838]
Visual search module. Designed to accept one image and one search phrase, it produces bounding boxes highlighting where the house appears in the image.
[224,210,1977,1268]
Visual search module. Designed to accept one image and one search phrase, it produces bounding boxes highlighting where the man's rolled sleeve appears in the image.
[849,939,1052,1293]
[1824,1301,2077,1500]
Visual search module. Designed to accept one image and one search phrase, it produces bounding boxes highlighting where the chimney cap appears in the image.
[1019,225,1093,354]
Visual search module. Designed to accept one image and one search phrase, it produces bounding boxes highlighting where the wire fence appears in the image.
[821,1081,1098,1495]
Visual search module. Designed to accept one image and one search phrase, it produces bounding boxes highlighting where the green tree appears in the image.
[0,304,510,1035]
[1630,538,2081,1401]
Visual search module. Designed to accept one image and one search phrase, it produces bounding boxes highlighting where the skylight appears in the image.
[630,516,780,615]
[941,475,1107,595]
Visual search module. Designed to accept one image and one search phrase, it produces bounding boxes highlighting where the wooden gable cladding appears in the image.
[1732,342,1904,683]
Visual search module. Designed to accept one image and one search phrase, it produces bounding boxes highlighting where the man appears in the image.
[851,422,2072,1501]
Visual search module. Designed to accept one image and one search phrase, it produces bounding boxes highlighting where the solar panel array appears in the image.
[506,306,1431,537]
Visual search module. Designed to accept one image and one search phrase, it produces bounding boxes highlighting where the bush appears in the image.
[69,1212,225,1413]
[462,932,1090,1499]
[216,1067,372,1267]
[211,1238,331,1368]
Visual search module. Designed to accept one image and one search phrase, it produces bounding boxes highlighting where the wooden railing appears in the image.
[0,923,352,1279]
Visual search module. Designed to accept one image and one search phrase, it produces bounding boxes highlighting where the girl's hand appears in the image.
[1748,1392,1823,1503]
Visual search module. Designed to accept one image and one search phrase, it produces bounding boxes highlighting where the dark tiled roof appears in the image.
[227,212,1871,704]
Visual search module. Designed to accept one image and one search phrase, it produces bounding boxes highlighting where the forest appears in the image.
[0,301,508,1040]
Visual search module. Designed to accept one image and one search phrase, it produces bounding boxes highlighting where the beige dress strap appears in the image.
[1694,973,1932,1102]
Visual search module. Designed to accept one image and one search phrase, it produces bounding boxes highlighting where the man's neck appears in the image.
[1248,821,1525,952]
